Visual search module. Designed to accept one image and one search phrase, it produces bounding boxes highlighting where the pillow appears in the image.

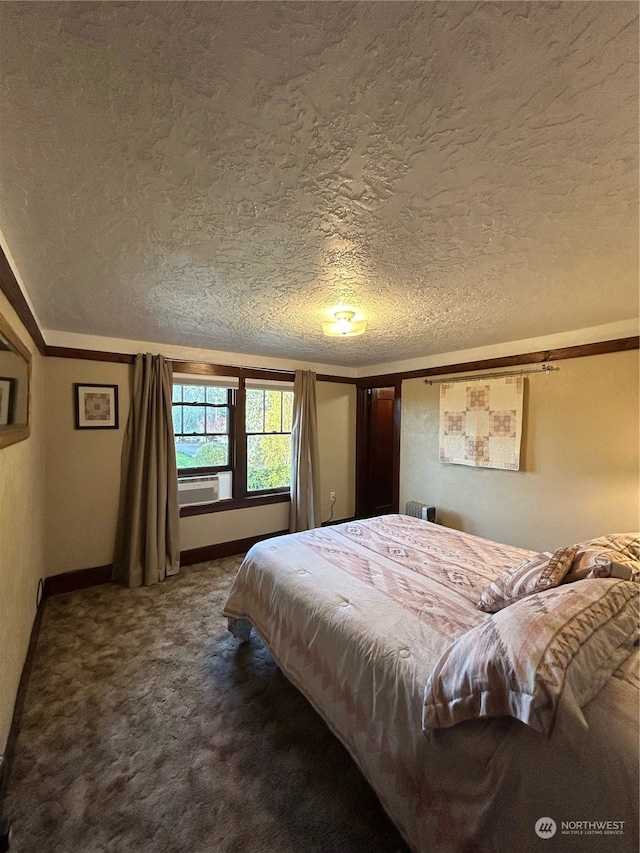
[565,549,640,582]
[590,533,640,560]
[562,534,640,584]
[476,545,577,612]
[423,579,639,743]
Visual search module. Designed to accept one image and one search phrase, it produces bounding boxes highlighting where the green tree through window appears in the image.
[246,388,293,492]
[172,384,231,473]
[173,378,293,502]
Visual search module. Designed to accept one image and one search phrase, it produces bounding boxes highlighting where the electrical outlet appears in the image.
[330,491,336,502]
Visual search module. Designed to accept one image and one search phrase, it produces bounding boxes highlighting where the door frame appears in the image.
[355,380,402,518]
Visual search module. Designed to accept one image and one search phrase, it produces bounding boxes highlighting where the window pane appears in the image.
[172,406,182,435]
[182,406,205,434]
[206,386,228,404]
[245,389,264,433]
[206,407,228,434]
[183,385,206,404]
[175,436,229,469]
[175,436,201,469]
[282,391,293,432]
[264,390,282,432]
[247,434,291,491]
[172,385,183,403]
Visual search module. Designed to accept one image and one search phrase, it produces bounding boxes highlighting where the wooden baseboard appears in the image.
[43,529,289,596]
[43,564,113,597]
[0,756,7,811]
[43,519,355,597]
[0,598,46,812]
[321,515,356,527]
[179,530,289,566]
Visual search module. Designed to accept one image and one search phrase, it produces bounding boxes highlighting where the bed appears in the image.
[222,515,639,853]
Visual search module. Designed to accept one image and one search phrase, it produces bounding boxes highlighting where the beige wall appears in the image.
[0,292,46,754]
[400,349,639,552]
[180,502,290,551]
[43,358,131,577]
[43,358,357,573]
[47,346,638,572]
[316,381,356,522]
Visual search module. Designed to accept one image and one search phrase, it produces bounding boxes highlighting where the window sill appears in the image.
[179,491,290,518]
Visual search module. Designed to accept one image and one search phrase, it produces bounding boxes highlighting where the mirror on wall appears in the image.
[0,309,31,448]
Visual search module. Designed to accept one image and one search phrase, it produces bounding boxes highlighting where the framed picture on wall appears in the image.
[74,383,119,429]
[0,376,15,426]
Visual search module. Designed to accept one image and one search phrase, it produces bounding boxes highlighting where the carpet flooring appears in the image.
[5,557,409,853]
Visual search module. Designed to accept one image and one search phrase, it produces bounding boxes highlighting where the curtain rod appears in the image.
[424,364,556,385]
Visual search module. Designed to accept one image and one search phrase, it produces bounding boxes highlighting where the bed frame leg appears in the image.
[227,617,252,641]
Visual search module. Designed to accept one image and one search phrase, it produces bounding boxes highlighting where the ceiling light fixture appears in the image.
[322,309,367,338]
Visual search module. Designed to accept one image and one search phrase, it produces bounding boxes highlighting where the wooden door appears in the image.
[356,384,400,518]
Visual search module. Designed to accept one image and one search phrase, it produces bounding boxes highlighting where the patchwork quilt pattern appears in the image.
[439,376,524,470]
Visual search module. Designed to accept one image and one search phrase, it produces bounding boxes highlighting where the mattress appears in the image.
[223,515,639,853]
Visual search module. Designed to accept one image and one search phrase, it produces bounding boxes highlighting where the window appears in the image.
[172,382,233,474]
[172,376,293,505]
[245,386,293,492]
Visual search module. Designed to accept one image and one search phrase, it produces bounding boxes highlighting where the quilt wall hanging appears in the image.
[439,376,524,470]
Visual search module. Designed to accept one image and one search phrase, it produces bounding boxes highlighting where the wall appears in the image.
[316,381,356,523]
[43,356,356,575]
[400,349,639,552]
[0,292,45,754]
[43,358,131,577]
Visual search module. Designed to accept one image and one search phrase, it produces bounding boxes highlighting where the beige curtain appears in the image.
[113,353,180,588]
[289,370,321,532]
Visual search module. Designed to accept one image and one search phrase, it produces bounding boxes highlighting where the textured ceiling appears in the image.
[0,1,637,367]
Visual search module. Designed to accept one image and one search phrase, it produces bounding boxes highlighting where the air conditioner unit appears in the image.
[178,475,220,507]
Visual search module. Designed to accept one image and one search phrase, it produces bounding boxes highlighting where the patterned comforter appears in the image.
[223,515,639,853]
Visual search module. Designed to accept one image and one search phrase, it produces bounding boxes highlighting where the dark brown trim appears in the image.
[44,353,356,382]
[356,337,639,387]
[41,526,295,595]
[316,373,356,384]
[43,564,113,597]
[180,491,290,517]
[355,385,369,519]
[0,309,32,449]
[173,361,290,380]
[321,515,356,527]
[180,529,289,566]
[43,337,640,380]
[0,239,635,382]
[233,377,246,501]
[0,247,47,354]
[542,337,639,361]
[172,361,356,384]
[46,346,135,364]
[392,381,401,513]
[355,382,401,518]
[1,595,46,810]
[42,336,640,382]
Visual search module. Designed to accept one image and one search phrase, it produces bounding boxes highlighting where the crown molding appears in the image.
[1,247,637,382]
[0,246,46,354]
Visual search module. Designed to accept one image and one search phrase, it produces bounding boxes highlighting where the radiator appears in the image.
[404,501,436,523]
